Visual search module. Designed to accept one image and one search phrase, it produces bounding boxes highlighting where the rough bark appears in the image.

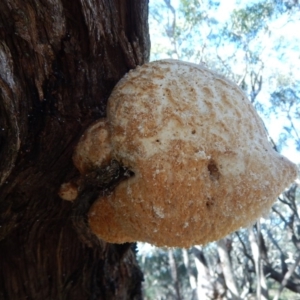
[0,0,150,299]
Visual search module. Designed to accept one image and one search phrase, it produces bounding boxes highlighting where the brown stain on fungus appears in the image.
[206,197,215,209]
[207,160,220,181]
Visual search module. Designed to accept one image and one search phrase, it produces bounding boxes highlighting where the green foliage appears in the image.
[180,0,206,26]
[138,247,193,299]
[230,2,274,38]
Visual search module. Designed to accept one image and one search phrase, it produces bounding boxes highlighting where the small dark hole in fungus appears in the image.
[156,139,160,143]
[207,160,220,181]
[191,129,196,134]
[206,197,215,209]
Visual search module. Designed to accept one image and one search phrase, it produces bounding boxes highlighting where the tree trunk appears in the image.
[249,224,269,300]
[0,0,150,299]
[168,249,182,300]
[192,246,218,300]
[182,249,198,300]
[217,238,240,300]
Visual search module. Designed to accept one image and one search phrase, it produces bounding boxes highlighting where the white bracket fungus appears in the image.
[69,60,297,247]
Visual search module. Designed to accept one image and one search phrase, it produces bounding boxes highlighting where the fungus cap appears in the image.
[74,60,297,248]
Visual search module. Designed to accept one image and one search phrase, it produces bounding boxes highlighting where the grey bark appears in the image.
[217,238,241,300]
[249,224,269,300]
[168,249,182,300]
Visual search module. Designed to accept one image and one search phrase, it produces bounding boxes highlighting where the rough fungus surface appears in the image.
[73,60,297,248]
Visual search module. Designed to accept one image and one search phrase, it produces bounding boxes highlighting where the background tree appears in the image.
[139,0,300,299]
[0,1,150,299]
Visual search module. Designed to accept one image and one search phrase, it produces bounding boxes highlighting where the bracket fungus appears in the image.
[72,60,297,248]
